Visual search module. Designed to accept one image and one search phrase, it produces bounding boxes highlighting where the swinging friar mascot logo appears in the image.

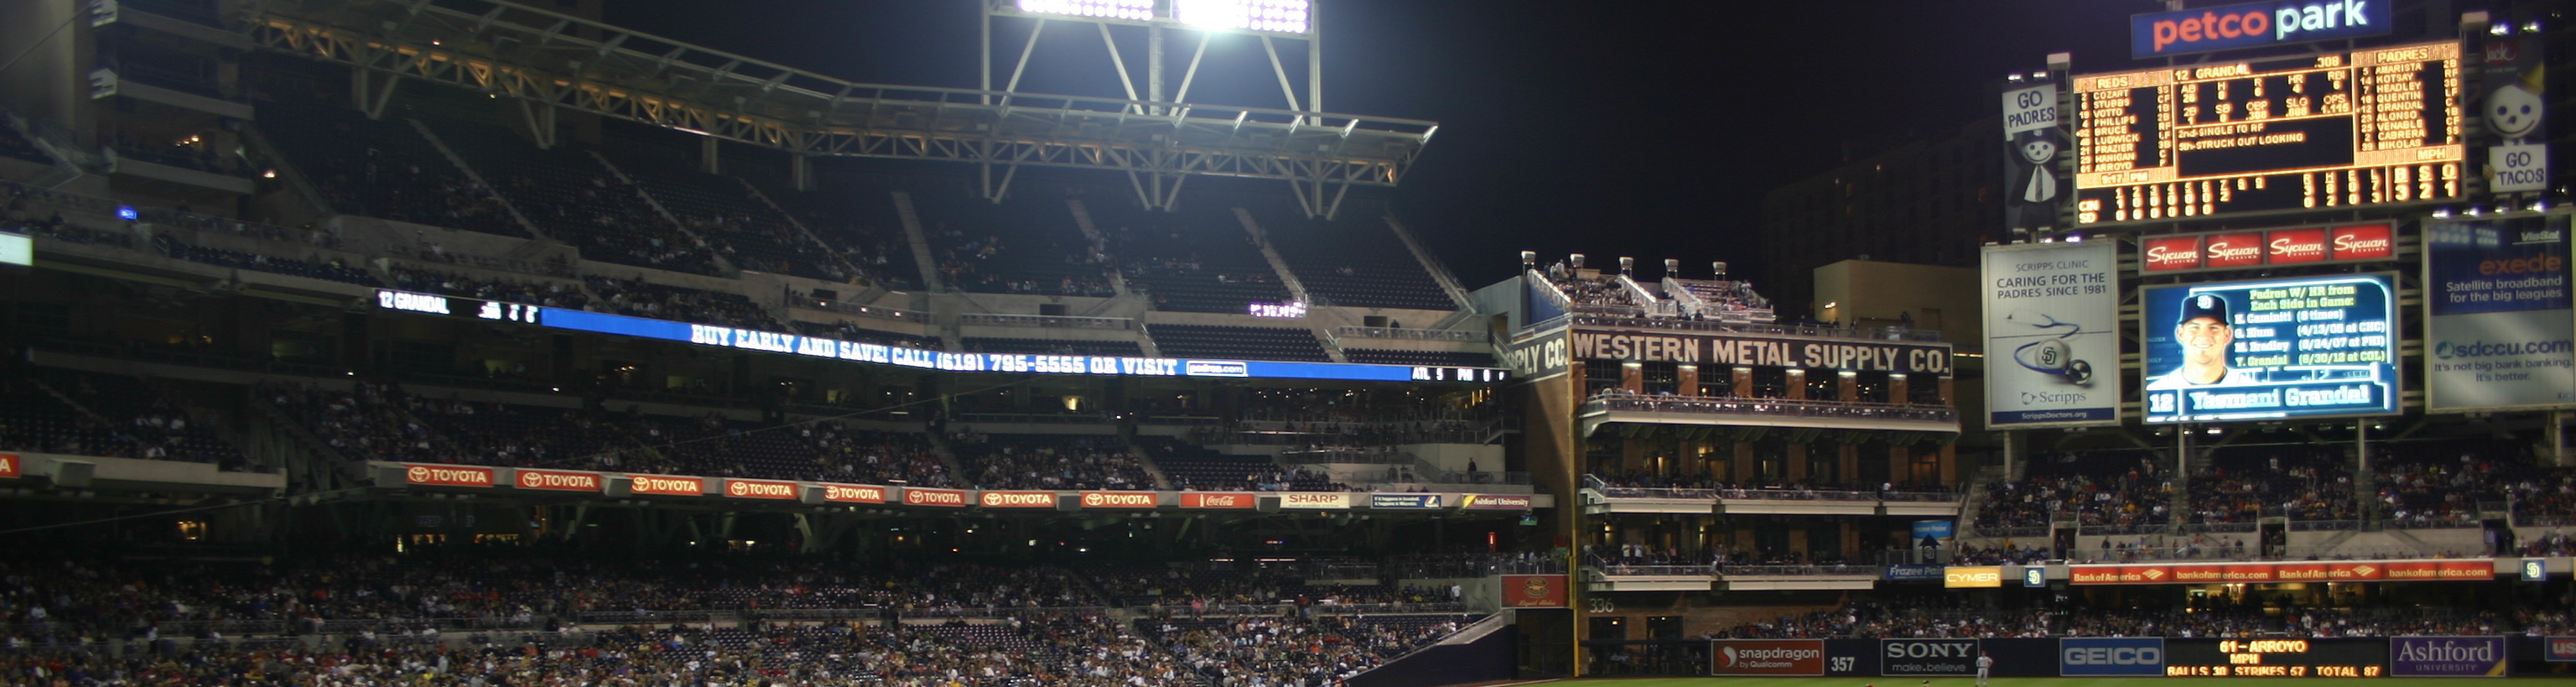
[2008,128,2062,230]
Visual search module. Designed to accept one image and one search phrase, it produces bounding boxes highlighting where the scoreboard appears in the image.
[2073,41,2464,224]
[2166,639,2387,678]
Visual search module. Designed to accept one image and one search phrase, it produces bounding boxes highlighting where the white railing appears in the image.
[1332,325,1486,342]
[959,313,1133,330]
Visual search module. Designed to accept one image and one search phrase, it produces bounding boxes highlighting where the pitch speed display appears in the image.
[2167,639,2387,678]
[2074,41,2463,224]
[2142,274,2398,423]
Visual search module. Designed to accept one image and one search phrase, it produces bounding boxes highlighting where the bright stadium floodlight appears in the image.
[1016,0,1154,22]
[1175,0,1311,34]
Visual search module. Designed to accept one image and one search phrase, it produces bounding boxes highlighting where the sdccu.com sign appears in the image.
[2061,638,2163,676]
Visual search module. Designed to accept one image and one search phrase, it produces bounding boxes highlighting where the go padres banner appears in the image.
[1711,639,1826,676]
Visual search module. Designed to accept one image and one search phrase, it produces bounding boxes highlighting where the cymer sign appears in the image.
[2142,275,2399,423]
[2075,41,2463,225]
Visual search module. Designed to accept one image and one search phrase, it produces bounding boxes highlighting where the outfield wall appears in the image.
[1581,637,2573,678]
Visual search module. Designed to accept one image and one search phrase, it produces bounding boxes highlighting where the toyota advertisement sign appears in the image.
[2390,636,2508,677]
[2060,638,2163,676]
[1711,639,1826,676]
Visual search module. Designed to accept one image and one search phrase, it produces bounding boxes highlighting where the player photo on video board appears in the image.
[2142,275,2399,423]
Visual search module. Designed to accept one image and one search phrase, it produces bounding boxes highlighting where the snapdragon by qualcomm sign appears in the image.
[2391,637,2508,677]
[2131,0,2390,59]
[2060,638,2163,676]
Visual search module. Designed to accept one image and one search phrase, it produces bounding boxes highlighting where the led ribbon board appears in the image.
[376,291,1502,383]
[2074,41,2463,225]
[2142,275,2399,422]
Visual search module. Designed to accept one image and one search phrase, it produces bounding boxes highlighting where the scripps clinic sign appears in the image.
[1984,242,2122,427]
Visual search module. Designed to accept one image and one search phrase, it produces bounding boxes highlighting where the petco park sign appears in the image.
[2132,0,2390,58]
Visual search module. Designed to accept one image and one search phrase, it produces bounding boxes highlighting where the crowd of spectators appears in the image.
[151,235,382,286]
[1542,266,1641,310]
[583,276,784,330]
[948,434,1153,491]
[930,222,1116,297]
[498,173,722,275]
[262,382,954,486]
[0,553,1480,687]
[1147,613,1468,687]
[2187,448,2357,524]
[1695,600,2542,639]
[1975,452,2170,533]
[0,371,247,469]
[387,267,590,309]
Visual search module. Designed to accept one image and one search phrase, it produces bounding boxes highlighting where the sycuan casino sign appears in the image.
[2132,0,2391,58]
[2141,224,2395,273]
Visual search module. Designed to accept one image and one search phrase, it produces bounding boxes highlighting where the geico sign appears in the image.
[2064,647,2161,664]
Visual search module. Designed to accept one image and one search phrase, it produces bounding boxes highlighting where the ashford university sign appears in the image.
[1571,331,1952,375]
[2141,224,2395,273]
[2071,559,2490,585]
[1711,640,1826,676]
[2391,637,2507,677]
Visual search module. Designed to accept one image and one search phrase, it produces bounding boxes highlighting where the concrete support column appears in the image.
[1731,367,1753,398]
[1787,444,1810,481]
[1836,371,1856,402]
[1621,362,1643,394]
[1889,374,1910,404]
[1676,364,1699,396]
[1785,369,1806,400]
[1733,442,1755,483]
[701,135,720,174]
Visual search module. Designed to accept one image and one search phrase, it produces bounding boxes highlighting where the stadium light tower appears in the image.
[984,1,1330,212]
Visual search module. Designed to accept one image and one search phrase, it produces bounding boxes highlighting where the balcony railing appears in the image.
[1717,564,1877,576]
[1587,564,1717,577]
[1562,313,1942,342]
[1720,488,1875,502]
[1333,325,1488,342]
[1597,486,1721,499]
[959,313,1132,330]
[1584,394,1956,423]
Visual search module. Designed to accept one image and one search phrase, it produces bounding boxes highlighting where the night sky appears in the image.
[607,1,2151,288]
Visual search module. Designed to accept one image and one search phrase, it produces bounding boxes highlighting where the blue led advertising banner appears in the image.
[2142,274,2399,423]
[2423,216,2574,411]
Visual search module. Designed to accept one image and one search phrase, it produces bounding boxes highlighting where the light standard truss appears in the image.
[234,0,1429,219]
[983,1,1332,212]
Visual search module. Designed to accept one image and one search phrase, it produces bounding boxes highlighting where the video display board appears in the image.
[374,290,1504,383]
[2167,639,2387,678]
[2142,274,2398,423]
[2074,41,2464,224]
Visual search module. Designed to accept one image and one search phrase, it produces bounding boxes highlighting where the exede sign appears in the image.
[405,465,495,487]
[2132,0,2391,58]
[515,469,600,492]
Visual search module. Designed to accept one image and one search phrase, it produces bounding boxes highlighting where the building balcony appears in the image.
[1578,475,1962,518]
[1581,565,1716,592]
[1716,564,1881,591]
[1579,393,1958,435]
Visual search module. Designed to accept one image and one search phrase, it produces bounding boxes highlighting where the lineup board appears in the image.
[2073,40,2464,224]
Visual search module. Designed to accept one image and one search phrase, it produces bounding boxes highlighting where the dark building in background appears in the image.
[1758,117,2005,320]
